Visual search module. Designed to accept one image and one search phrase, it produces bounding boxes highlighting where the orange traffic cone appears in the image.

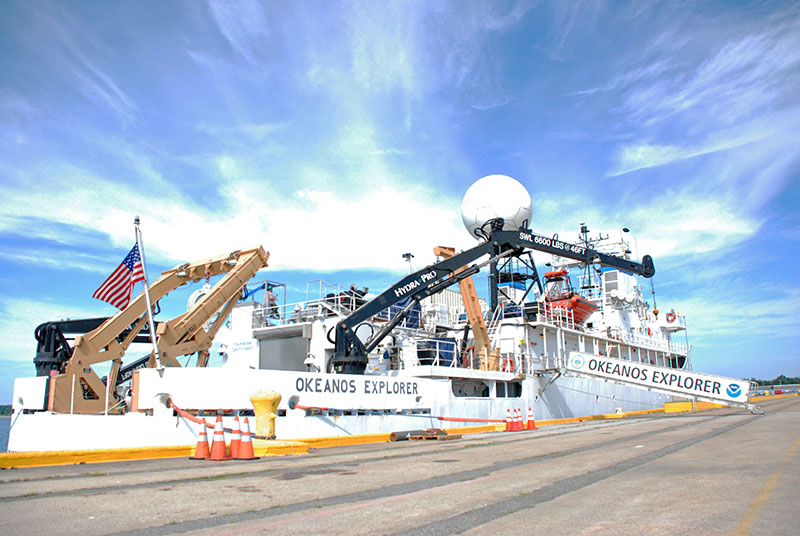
[207,414,230,461]
[235,417,258,460]
[189,421,211,459]
[230,415,242,459]
[527,407,537,430]
[505,409,513,431]
[511,408,518,431]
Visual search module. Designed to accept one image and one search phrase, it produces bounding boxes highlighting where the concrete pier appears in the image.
[1,397,797,535]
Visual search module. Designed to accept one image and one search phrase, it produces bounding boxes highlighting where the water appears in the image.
[1,416,9,452]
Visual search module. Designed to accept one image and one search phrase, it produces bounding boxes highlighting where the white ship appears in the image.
[8,175,752,453]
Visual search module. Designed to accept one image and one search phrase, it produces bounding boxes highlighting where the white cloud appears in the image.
[628,194,761,259]
[0,154,473,273]
[607,130,768,177]
[672,288,800,348]
[531,188,761,261]
[195,121,287,142]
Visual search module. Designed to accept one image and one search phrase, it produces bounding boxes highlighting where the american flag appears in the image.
[92,244,145,309]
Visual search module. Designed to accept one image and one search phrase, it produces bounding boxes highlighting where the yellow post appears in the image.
[250,389,282,440]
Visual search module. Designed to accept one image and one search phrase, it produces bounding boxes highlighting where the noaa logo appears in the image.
[727,384,742,398]
[570,356,586,370]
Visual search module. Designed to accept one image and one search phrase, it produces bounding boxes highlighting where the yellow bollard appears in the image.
[250,389,282,440]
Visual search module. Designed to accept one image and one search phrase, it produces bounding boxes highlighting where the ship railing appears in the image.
[251,294,423,331]
[496,352,534,375]
[252,299,339,327]
[527,351,566,371]
[420,344,536,375]
[376,303,423,331]
[530,305,578,331]
[454,300,586,333]
[252,302,281,327]
[449,306,469,329]
[616,332,689,355]
[415,337,461,368]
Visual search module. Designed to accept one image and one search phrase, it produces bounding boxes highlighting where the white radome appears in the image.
[461,174,532,239]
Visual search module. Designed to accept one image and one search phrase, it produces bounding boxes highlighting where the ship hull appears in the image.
[8,366,667,452]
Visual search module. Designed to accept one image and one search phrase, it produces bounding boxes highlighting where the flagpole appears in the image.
[134,216,163,370]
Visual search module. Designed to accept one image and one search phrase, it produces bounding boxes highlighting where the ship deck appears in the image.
[1,397,797,535]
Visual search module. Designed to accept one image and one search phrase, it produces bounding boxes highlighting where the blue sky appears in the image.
[1,1,799,403]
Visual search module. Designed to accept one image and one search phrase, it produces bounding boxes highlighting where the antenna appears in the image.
[402,252,414,274]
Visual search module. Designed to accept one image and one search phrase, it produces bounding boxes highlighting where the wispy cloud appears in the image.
[605,11,800,173]
[16,3,138,124]
[208,0,271,64]
[0,247,111,274]
[606,126,773,177]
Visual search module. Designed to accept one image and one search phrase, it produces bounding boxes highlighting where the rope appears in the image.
[168,399,274,440]
[554,383,661,407]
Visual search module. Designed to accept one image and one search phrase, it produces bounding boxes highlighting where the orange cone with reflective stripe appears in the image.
[505,409,512,431]
[235,417,258,460]
[207,414,230,461]
[189,421,210,459]
[512,408,520,431]
[230,415,242,459]
[527,407,537,430]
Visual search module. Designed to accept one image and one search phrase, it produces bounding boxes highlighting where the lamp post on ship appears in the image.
[402,252,414,274]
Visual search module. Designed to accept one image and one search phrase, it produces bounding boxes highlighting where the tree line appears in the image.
[749,375,800,386]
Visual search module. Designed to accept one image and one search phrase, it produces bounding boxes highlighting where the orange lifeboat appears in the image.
[543,269,598,324]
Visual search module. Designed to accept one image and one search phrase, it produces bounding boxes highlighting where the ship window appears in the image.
[451,379,490,398]
[496,381,522,398]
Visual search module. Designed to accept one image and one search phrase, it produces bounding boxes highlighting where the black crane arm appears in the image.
[33,318,157,377]
[494,229,655,278]
[332,224,655,374]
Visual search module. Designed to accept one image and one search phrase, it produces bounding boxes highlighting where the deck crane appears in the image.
[432,245,498,370]
[332,220,654,375]
[39,247,269,414]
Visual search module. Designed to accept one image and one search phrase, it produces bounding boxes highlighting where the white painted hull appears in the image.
[8,367,666,452]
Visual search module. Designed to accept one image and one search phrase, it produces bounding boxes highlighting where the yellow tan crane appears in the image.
[46,247,269,414]
[433,246,500,371]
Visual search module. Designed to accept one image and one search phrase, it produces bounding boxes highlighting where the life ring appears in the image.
[666,312,676,323]
[502,358,514,373]
[647,327,652,336]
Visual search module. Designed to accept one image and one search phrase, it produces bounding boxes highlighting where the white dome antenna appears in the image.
[461,174,532,240]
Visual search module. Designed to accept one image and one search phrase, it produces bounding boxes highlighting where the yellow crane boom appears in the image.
[47,247,269,414]
[433,246,499,371]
